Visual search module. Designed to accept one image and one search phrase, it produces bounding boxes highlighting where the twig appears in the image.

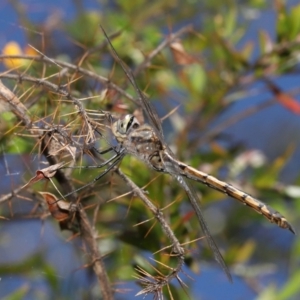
[133,24,193,76]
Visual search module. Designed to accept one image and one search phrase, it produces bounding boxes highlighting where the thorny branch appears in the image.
[0,24,194,110]
[0,81,114,300]
[0,26,197,299]
[0,55,139,105]
[116,169,186,296]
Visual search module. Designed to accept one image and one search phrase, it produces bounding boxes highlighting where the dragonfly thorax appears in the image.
[111,114,166,171]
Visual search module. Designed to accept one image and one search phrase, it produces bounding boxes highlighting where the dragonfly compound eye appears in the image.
[117,120,127,135]
[125,115,140,132]
[111,115,141,143]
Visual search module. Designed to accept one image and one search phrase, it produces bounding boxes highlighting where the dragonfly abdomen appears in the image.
[177,162,295,234]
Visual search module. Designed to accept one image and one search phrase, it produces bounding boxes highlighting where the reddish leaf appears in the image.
[39,162,65,179]
[39,192,79,232]
[265,79,300,114]
[170,41,196,65]
[276,93,300,114]
[133,108,145,126]
[113,101,130,113]
[105,88,129,113]
[181,211,194,223]
[21,162,65,189]
[39,192,71,222]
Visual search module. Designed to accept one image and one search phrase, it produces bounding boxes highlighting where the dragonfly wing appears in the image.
[163,152,231,281]
[102,27,232,281]
[175,173,232,282]
[100,26,165,141]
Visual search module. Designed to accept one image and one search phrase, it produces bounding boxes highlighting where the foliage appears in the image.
[0,0,300,299]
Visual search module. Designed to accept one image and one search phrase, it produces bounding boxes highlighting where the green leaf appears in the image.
[2,285,30,300]
[258,30,272,54]
[257,285,278,300]
[66,12,102,45]
[277,5,289,42]
[223,8,237,38]
[183,64,206,95]
[289,4,300,40]
[43,264,59,290]
[6,136,32,153]
[277,269,300,300]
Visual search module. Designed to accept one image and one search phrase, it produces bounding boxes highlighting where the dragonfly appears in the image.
[90,27,295,282]
[111,113,295,234]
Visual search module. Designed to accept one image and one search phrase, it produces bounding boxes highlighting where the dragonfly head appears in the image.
[112,114,140,142]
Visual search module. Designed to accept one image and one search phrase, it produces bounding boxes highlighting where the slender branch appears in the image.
[0,79,31,126]
[133,24,193,76]
[0,186,26,204]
